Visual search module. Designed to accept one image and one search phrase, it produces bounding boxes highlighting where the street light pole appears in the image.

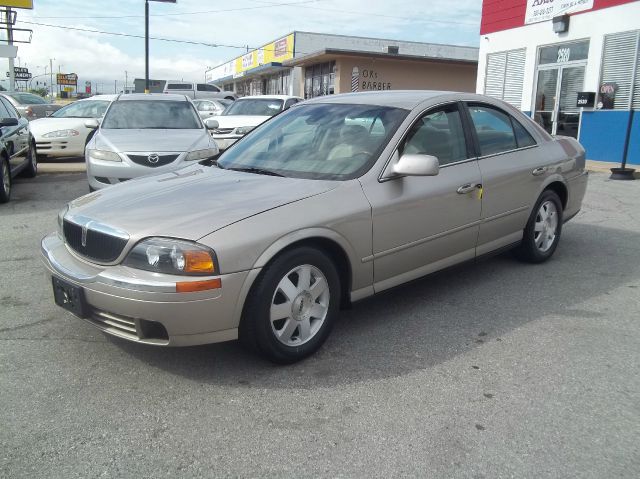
[145,0,177,94]
[145,0,149,93]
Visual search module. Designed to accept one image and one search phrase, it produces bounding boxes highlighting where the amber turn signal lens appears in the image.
[176,278,221,293]
[184,250,215,274]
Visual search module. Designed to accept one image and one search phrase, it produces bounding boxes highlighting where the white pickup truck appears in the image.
[163,81,237,101]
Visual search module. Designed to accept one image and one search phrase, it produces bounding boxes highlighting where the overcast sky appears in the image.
[5,0,481,92]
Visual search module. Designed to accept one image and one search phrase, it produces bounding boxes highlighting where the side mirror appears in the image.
[0,117,19,127]
[204,118,219,130]
[393,154,440,176]
[84,119,99,129]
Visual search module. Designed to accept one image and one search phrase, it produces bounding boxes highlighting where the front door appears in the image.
[362,103,482,293]
[534,66,585,138]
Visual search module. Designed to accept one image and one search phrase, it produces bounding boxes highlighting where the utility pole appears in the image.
[6,7,15,92]
[145,0,149,93]
[49,58,53,98]
[125,70,128,94]
[114,79,117,93]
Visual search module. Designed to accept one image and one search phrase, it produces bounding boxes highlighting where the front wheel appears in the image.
[21,142,38,178]
[514,190,563,263]
[240,247,340,363]
[0,156,11,203]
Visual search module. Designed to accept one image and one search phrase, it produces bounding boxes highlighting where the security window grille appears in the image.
[600,30,640,110]
[484,48,526,108]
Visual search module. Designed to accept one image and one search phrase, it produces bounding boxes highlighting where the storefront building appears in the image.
[206,31,478,99]
[477,0,640,164]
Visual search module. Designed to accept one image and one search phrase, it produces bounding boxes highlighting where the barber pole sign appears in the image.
[351,67,359,92]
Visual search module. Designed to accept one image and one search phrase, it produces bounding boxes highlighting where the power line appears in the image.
[26,0,327,20]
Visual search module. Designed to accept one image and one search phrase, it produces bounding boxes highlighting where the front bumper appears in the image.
[41,232,256,346]
[35,135,85,157]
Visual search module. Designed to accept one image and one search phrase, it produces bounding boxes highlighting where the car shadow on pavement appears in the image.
[109,221,640,389]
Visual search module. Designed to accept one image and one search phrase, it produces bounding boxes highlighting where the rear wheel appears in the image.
[0,156,11,203]
[240,247,340,363]
[514,190,563,263]
[21,141,37,178]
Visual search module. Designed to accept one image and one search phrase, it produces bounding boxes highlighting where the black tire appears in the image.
[0,156,11,203]
[21,141,37,178]
[239,247,341,364]
[514,190,563,263]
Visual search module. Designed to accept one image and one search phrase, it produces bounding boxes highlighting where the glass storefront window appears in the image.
[304,61,336,99]
[539,40,589,65]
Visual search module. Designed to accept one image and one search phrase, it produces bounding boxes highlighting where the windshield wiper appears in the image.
[226,166,284,177]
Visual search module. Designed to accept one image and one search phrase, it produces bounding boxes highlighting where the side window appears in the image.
[1,98,19,119]
[197,84,219,92]
[400,104,468,166]
[167,83,193,90]
[468,104,518,156]
[512,119,537,148]
[0,99,12,119]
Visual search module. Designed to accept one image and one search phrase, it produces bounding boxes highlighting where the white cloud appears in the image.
[7,0,481,90]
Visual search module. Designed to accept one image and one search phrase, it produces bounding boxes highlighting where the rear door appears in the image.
[0,97,29,173]
[462,102,544,255]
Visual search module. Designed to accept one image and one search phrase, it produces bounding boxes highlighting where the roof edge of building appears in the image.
[283,48,479,67]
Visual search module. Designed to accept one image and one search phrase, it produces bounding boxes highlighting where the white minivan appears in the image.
[163,81,237,101]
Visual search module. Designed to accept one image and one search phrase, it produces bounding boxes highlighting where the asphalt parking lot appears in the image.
[1,171,639,478]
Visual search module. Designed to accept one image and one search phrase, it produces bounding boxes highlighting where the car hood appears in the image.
[29,117,88,136]
[213,115,272,128]
[67,165,338,240]
[95,128,211,152]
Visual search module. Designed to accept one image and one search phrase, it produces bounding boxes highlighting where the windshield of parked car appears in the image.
[222,99,283,116]
[7,93,48,105]
[218,103,408,180]
[51,100,111,118]
[101,100,202,129]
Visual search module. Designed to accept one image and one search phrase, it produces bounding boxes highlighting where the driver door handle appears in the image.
[532,167,548,176]
[457,183,481,194]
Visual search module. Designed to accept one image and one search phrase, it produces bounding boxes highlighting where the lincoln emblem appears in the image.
[148,153,160,164]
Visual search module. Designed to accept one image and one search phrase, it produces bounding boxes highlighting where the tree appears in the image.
[29,88,48,98]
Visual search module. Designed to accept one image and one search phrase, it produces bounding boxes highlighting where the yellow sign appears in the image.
[0,1,34,9]
[234,33,295,74]
[63,87,73,92]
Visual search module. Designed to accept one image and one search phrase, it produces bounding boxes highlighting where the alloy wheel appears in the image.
[534,200,558,252]
[270,264,330,346]
[1,160,9,195]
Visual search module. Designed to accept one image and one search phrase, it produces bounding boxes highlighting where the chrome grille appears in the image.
[91,310,138,339]
[126,153,179,168]
[212,128,235,134]
[63,219,128,263]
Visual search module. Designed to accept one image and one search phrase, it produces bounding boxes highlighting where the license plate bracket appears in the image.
[52,276,87,318]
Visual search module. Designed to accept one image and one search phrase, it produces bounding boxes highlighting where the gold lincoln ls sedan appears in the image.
[42,91,588,363]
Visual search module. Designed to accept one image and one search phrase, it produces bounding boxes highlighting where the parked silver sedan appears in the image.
[42,91,588,363]
[85,93,218,190]
[193,98,232,119]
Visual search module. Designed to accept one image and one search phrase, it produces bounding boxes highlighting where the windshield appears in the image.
[52,100,110,118]
[8,93,48,105]
[223,99,283,117]
[218,103,408,180]
[101,100,202,129]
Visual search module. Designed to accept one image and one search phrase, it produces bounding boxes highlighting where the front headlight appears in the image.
[123,237,218,276]
[43,129,80,138]
[57,204,69,238]
[184,147,218,161]
[87,149,122,162]
[235,126,255,135]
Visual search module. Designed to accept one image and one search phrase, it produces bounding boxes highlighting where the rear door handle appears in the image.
[532,167,548,176]
[457,183,481,194]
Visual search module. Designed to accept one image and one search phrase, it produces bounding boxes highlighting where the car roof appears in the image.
[236,95,301,101]
[301,90,472,109]
[77,94,118,102]
[115,93,188,101]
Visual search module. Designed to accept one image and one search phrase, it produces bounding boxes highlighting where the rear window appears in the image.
[102,100,202,129]
[166,83,193,90]
[223,99,283,116]
[7,93,48,105]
